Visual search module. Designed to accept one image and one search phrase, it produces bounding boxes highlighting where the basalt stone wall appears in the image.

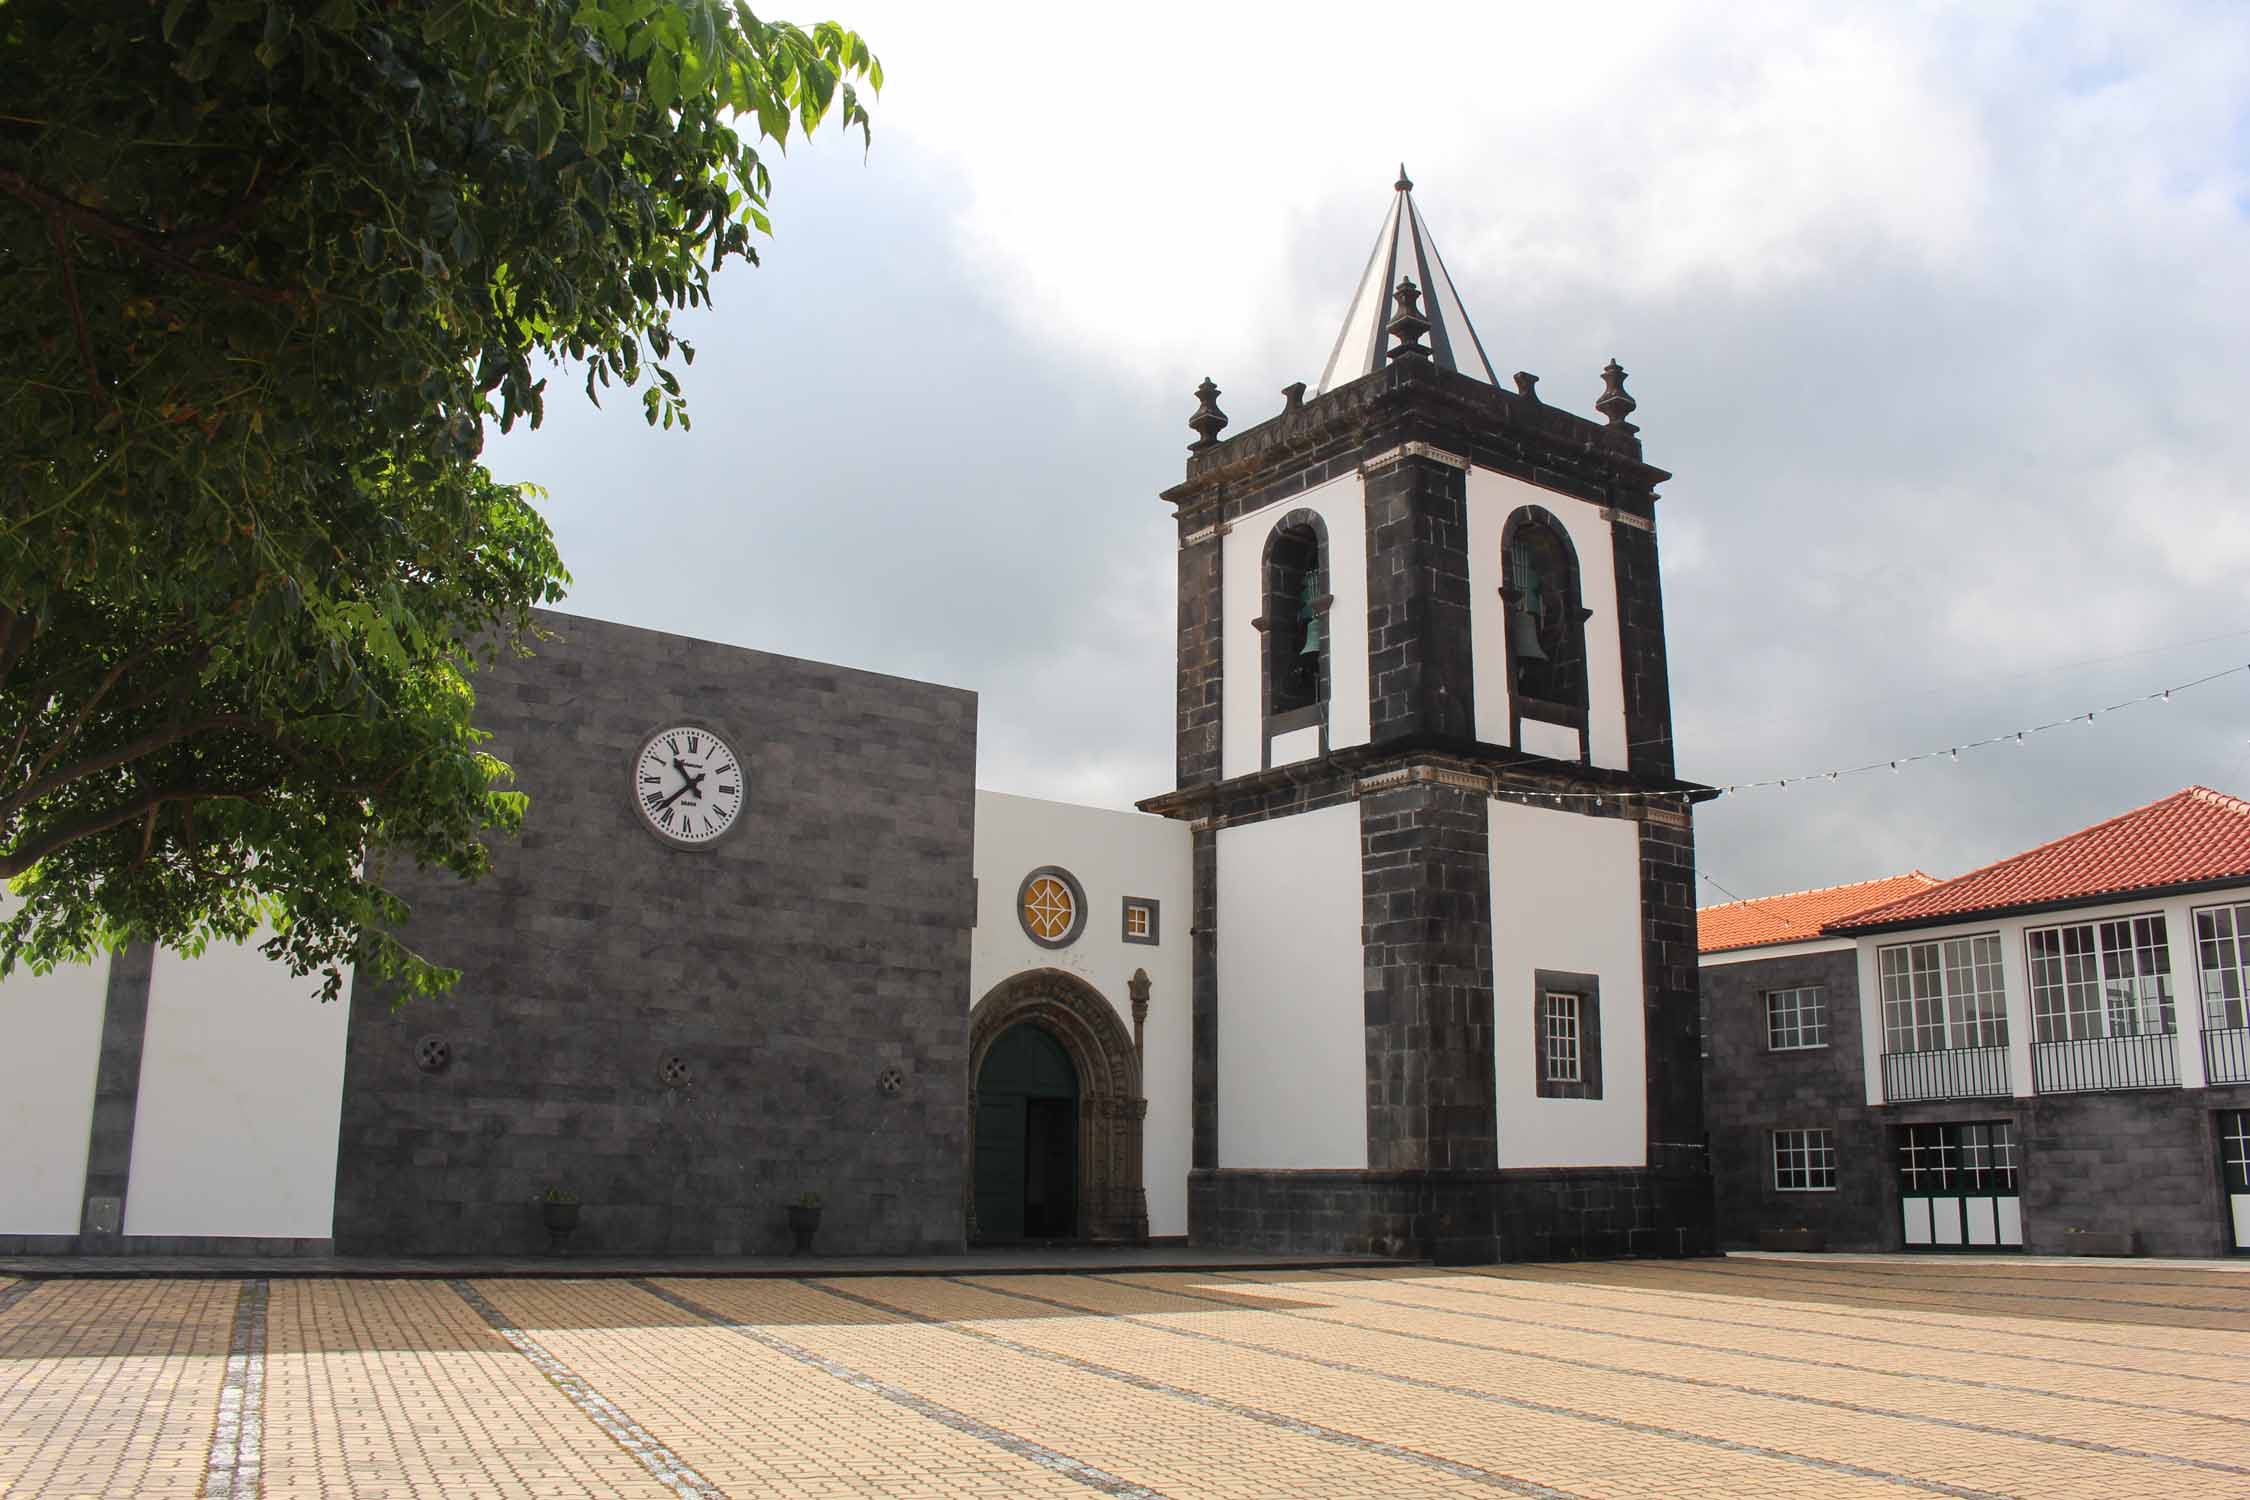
[1189,1166,1714,1263]
[1700,948,1886,1249]
[2015,1085,2250,1258]
[334,611,977,1256]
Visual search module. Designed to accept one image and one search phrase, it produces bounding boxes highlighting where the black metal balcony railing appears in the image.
[1881,1045,2011,1103]
[2205,1026,2250,1085]
[2030,1032,2180,1094]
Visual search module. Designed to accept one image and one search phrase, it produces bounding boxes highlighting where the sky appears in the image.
[484,0,2250,906]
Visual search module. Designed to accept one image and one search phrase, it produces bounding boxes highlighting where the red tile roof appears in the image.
[1698,873,1943,955]
[1830,786,2250,933]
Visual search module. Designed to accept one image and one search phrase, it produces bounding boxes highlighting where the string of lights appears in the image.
[1516,662,2250,806]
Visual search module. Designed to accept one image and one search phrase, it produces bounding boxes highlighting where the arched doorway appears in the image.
[967,969,1149,1244]
[974,1024,1080,1240]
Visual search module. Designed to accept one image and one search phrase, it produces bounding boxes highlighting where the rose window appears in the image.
[1023,876,1076,941]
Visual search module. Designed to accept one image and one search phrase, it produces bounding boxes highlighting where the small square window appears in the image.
[1121,897,1160,946]
[1765,986,1828,1050]
[1773,1128,1838,1191]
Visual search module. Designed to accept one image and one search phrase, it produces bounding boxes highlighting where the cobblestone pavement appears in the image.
[1,1259,2245,1499]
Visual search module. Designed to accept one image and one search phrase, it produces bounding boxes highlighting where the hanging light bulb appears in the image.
[1949,748,1959,762]
[2161,688,2172,703]
[2014,732,2025,745]
[1889,761,1900,773]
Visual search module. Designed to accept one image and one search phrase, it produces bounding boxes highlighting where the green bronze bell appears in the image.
[1297,577,1324,655]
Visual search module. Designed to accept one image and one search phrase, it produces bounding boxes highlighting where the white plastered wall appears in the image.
[1216,802,1368,1169]
[1490,799,1647,1167]
[0,914,107,1235]
[122,930,351,1239]
[969,791,1194,1237]
[1221,472,1370,778]
[1466,467,1629,770]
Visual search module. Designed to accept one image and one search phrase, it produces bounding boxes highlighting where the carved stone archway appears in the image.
[968,968,1149,1244]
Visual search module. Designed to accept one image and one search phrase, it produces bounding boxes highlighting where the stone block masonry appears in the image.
[333,610,978,1256]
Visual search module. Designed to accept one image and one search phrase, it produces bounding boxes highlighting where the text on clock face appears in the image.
[635,728,743,843]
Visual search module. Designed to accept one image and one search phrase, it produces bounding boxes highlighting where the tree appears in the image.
[0,0,879,1000]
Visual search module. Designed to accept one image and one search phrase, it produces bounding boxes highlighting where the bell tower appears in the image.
[1142,171,1715,1261]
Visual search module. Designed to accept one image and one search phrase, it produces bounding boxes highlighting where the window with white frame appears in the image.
[2194,902,2250,1031]
[1878,934,2007,1054]
[2025,914,2174,1042]
[1532,970,1602,1099]
[1765,986,1828,1050]
[1541,992,1582,1083]
[1772,1128,1837,1191]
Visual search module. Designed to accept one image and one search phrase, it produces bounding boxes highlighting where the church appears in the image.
[0,175,1715,1262]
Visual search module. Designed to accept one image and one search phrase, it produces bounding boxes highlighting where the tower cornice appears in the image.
[1161,361,1671,529]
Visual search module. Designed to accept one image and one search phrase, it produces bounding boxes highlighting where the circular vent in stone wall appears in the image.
[877,1064,905,1096]
[660,1055,692,1089]
[415,1035,452,1073]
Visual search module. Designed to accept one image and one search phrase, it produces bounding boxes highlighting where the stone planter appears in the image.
[540,1200,580,1255]
[786,1204,822,1255]
[1758,1228,1826,1253]
[2063,1229,2135,1257]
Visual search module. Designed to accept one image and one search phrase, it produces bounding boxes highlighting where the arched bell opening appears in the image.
[967,969,1149,1245]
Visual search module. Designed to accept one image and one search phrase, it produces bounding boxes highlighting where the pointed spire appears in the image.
[1316,173,1498,395]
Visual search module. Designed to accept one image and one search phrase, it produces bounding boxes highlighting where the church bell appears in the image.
[1297,578,1325,655]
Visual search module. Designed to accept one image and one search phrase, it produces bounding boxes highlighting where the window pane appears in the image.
[1542,993,1581,1083]
[2196,904,2250,1031]
[1774,1128,1837,1191]
[1766,987,1827,1050]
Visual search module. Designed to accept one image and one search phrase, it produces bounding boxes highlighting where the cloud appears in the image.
[490,0,2250,899]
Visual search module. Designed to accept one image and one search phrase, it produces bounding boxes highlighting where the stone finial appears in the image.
[1129,967,1151,1061]
[1188,377,1229,451]
[1395,162,1413,192]
[1281,381,1307,413]
[1513,371,1541,402]
[1596,358,1638,430]
[1385,278,1431,364]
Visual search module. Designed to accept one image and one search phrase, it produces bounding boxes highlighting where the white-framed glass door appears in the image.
[1897,1121,2023,1251]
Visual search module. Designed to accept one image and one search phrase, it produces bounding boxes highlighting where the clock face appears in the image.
[632,725,746,848]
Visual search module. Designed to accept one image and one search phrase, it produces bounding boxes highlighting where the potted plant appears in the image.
[540,1186,581,1254]
[787,1192,823,1255]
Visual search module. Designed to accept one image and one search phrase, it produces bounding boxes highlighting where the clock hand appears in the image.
[655,776,703,812]
[671,756,708,801]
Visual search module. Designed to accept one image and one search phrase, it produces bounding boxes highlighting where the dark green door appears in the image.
[973,1023,1079,1242]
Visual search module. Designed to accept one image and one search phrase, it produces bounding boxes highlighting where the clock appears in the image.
[631,725,746,848]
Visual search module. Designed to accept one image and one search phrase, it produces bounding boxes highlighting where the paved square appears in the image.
[2,1258,2245,1499]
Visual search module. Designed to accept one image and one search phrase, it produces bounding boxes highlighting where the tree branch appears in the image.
[14,632,179,791]
[0,784,263,881]
[48,212,109,415]
[0,169,297,306]
[1,712,276,821]
[169,160,291,252]
[0,606,27,685]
